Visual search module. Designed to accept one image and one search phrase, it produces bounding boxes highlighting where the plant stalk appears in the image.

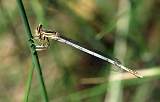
[17,0,48,101]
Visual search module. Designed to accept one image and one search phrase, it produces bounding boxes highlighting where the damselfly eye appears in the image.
[37,24,43,33]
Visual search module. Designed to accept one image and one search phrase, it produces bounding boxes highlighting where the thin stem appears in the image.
[17,0,48,102]
[24,63,34,102]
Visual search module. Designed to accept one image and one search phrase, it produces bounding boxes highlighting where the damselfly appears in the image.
[33,24,143,78]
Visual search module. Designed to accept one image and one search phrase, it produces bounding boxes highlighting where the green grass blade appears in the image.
[23,64,34,102]
[17,0,49,102]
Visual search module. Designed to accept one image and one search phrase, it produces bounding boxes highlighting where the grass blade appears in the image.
[17,0,49,102]
[23,64,34,102]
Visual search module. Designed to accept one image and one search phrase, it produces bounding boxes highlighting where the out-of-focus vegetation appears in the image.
[0,0,160,102]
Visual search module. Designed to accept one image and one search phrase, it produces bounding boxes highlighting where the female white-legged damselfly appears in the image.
[33,24,143,78]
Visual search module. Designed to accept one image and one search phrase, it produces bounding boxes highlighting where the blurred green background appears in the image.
[0,0,160,102]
